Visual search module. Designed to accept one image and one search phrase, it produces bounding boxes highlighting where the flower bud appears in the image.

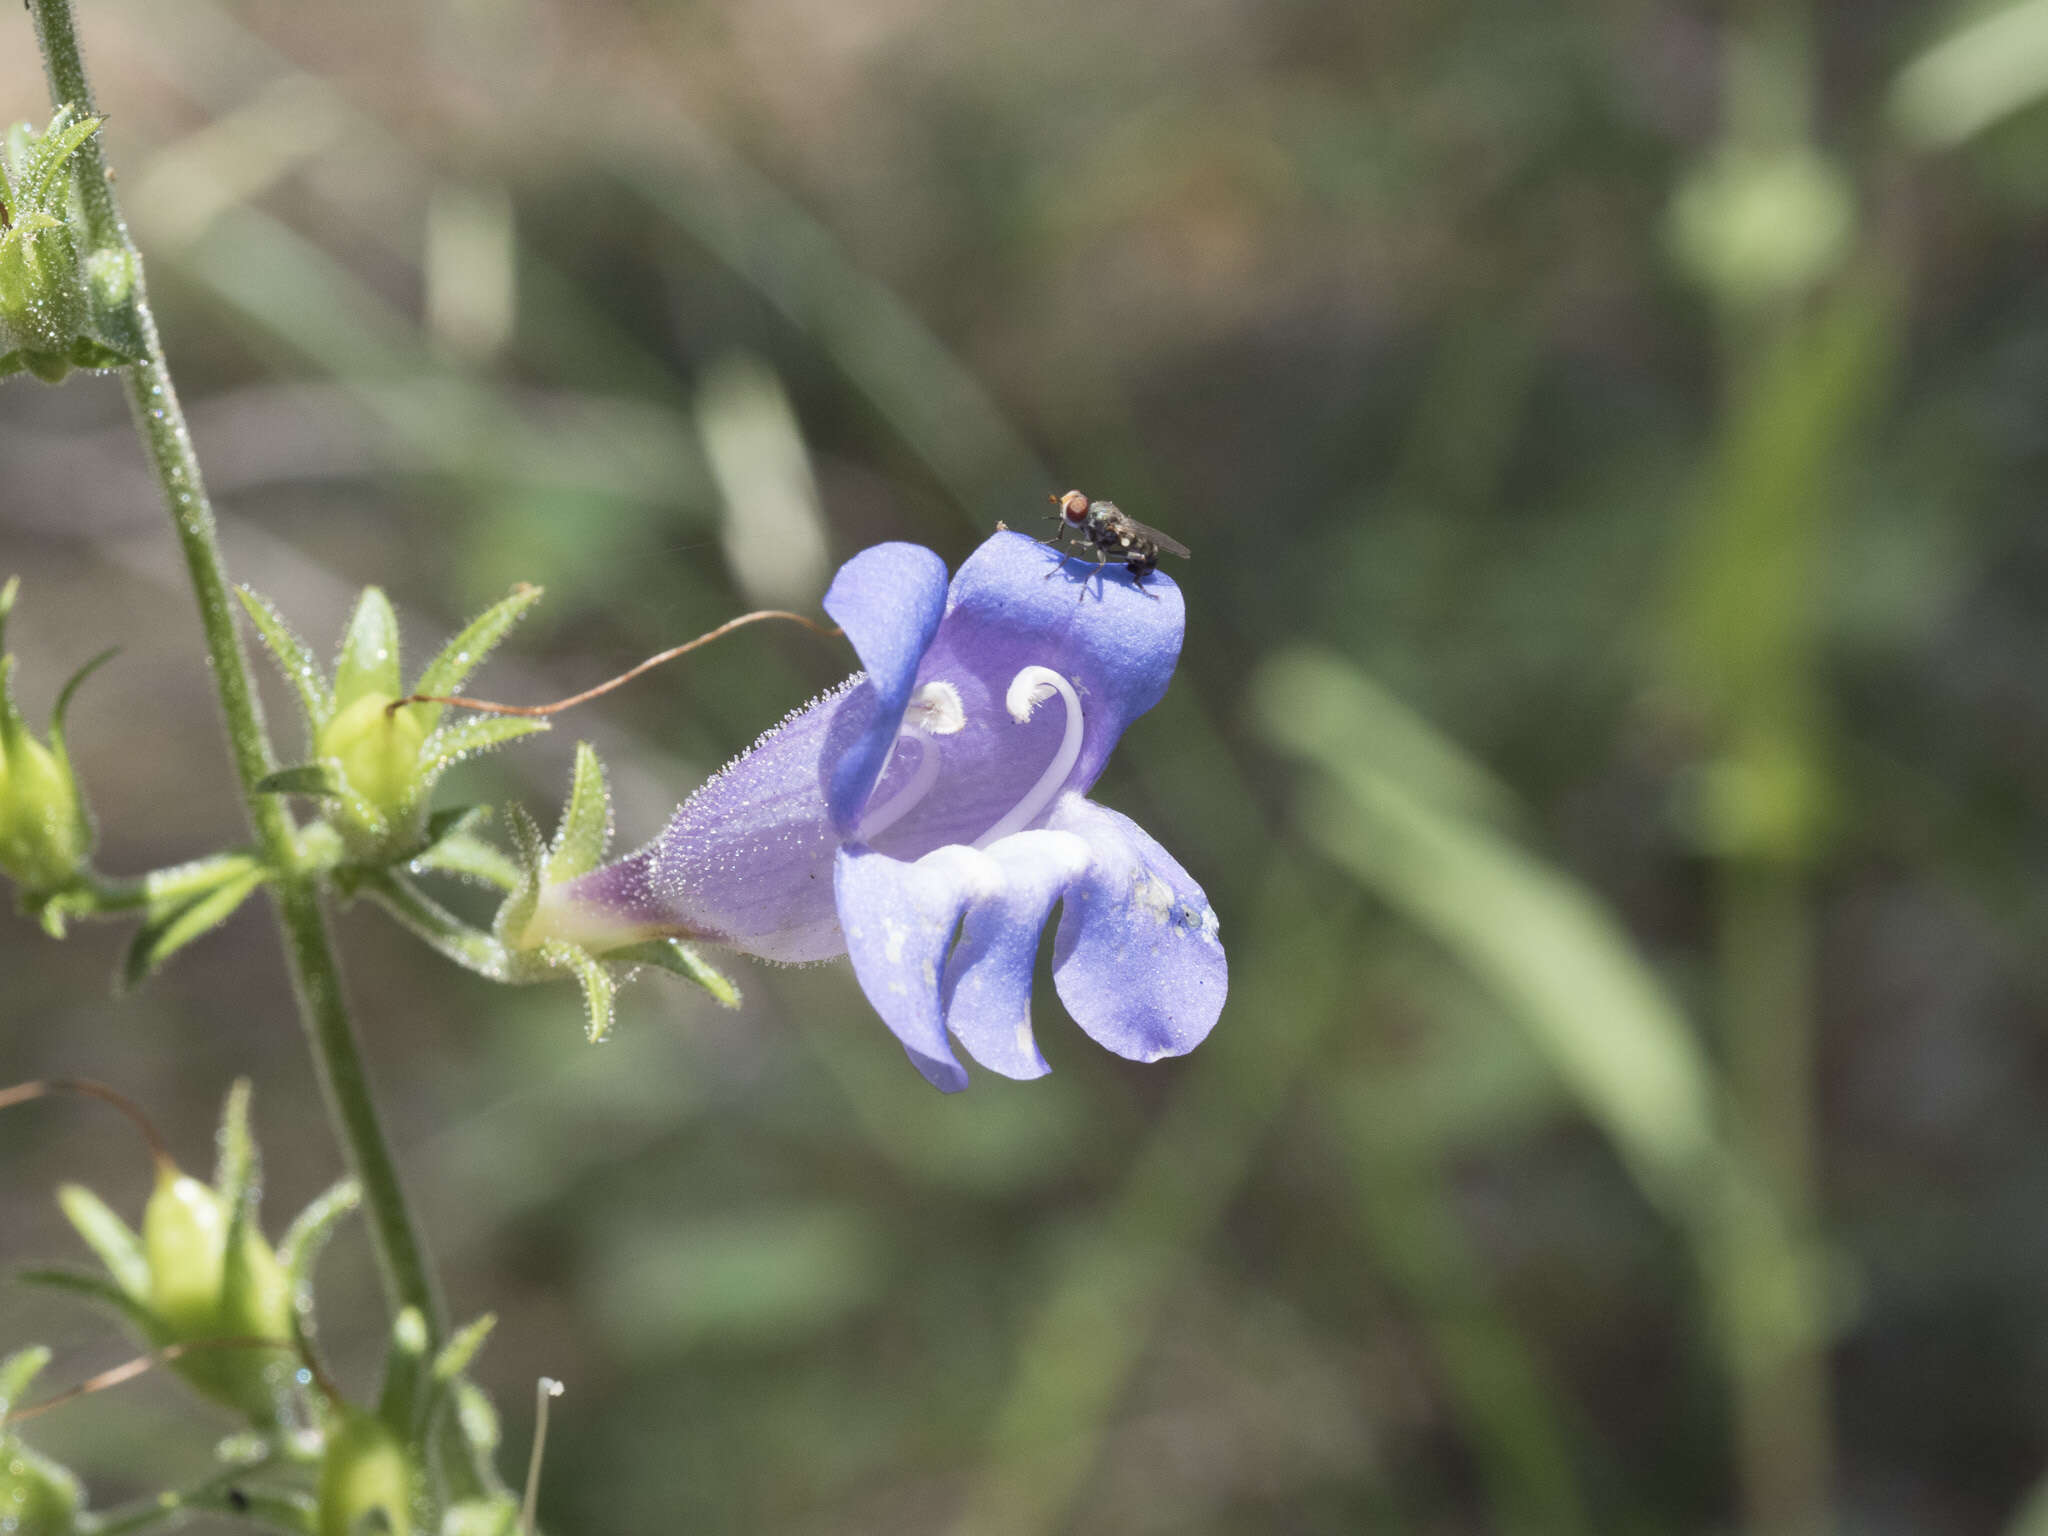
[317,692,430,816]
[142,1163,294,1426]
[0,107,144,383]
[0,579,99,900]
[317,1409,418,1536]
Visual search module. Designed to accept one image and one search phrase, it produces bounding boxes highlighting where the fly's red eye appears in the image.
[1060,490,1090,523]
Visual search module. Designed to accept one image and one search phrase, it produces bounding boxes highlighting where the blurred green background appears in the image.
[6,0,2048,1529]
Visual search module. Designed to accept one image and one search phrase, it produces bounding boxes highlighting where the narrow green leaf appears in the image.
[412,584,545,730]
[256,763,343,798]
[333,586,402,708]
[613,939,742,1009]
[236,585,334,733]
[432,1314,497,1384]
[14,1266,159,1336]
[548,742,612,881]
[121,867,269,991]
[544,940,618,1042]
[55,1183,149,1298]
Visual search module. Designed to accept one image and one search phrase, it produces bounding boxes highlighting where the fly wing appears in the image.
[1125,517,1191,558]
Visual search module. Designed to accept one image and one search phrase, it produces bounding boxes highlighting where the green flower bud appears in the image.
[317,1410,418,1536]
[0,579,103,901]
[142,1164,294,1425]
[318,693,431,815]
[0,106,144,383]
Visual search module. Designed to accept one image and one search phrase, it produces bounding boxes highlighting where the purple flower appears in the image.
[531,530,1226,1090]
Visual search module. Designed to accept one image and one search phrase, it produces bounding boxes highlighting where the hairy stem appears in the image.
[28,0,442,1345]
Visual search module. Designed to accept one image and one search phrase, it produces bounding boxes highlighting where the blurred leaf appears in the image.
[1892,0,2048,147]
[0,1344,51,1411]
[432,1314,496,1384]
[1253,648,1717,1209]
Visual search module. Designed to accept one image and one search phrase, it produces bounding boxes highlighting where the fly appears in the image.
[1041,489,1191,584]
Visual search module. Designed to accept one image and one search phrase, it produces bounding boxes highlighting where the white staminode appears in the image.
[976,666,1084,847]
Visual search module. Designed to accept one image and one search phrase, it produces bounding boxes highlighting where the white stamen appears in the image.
[855,730,941,841]
[975,666,1084,847]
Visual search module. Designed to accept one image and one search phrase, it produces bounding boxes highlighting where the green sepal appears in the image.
[409,830,522,892]
[544,939,617,1042]
[333,587,402,709]
[257,763,344,798]
[611,939,742,1009]
[413,714,549,797]
[411,584,545,730]
[492,805,546,948]
[238,585,336,734]
[548,742,612,881]
[55,1182,150,1299]
[120,864,269,990]
[278,1179,361,1375]
[14,1265,159,1336]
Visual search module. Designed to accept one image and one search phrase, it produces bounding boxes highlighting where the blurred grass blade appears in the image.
[954,866,1361,1536]
[1253,648,1717,1209]
[1892,0,2048,147]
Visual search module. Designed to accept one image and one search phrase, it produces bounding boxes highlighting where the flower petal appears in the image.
[822,542,950,833]
[835,842,981,1092]
[1045,794,1225,1062]
[537,686,852,962]
[940,830,1094,1079]
[927,529,1184,796]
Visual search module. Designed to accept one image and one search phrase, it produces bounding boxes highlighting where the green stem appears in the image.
[28,0,442,1346]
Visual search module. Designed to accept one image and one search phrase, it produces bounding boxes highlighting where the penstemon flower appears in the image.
[527,530,1226,1090]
